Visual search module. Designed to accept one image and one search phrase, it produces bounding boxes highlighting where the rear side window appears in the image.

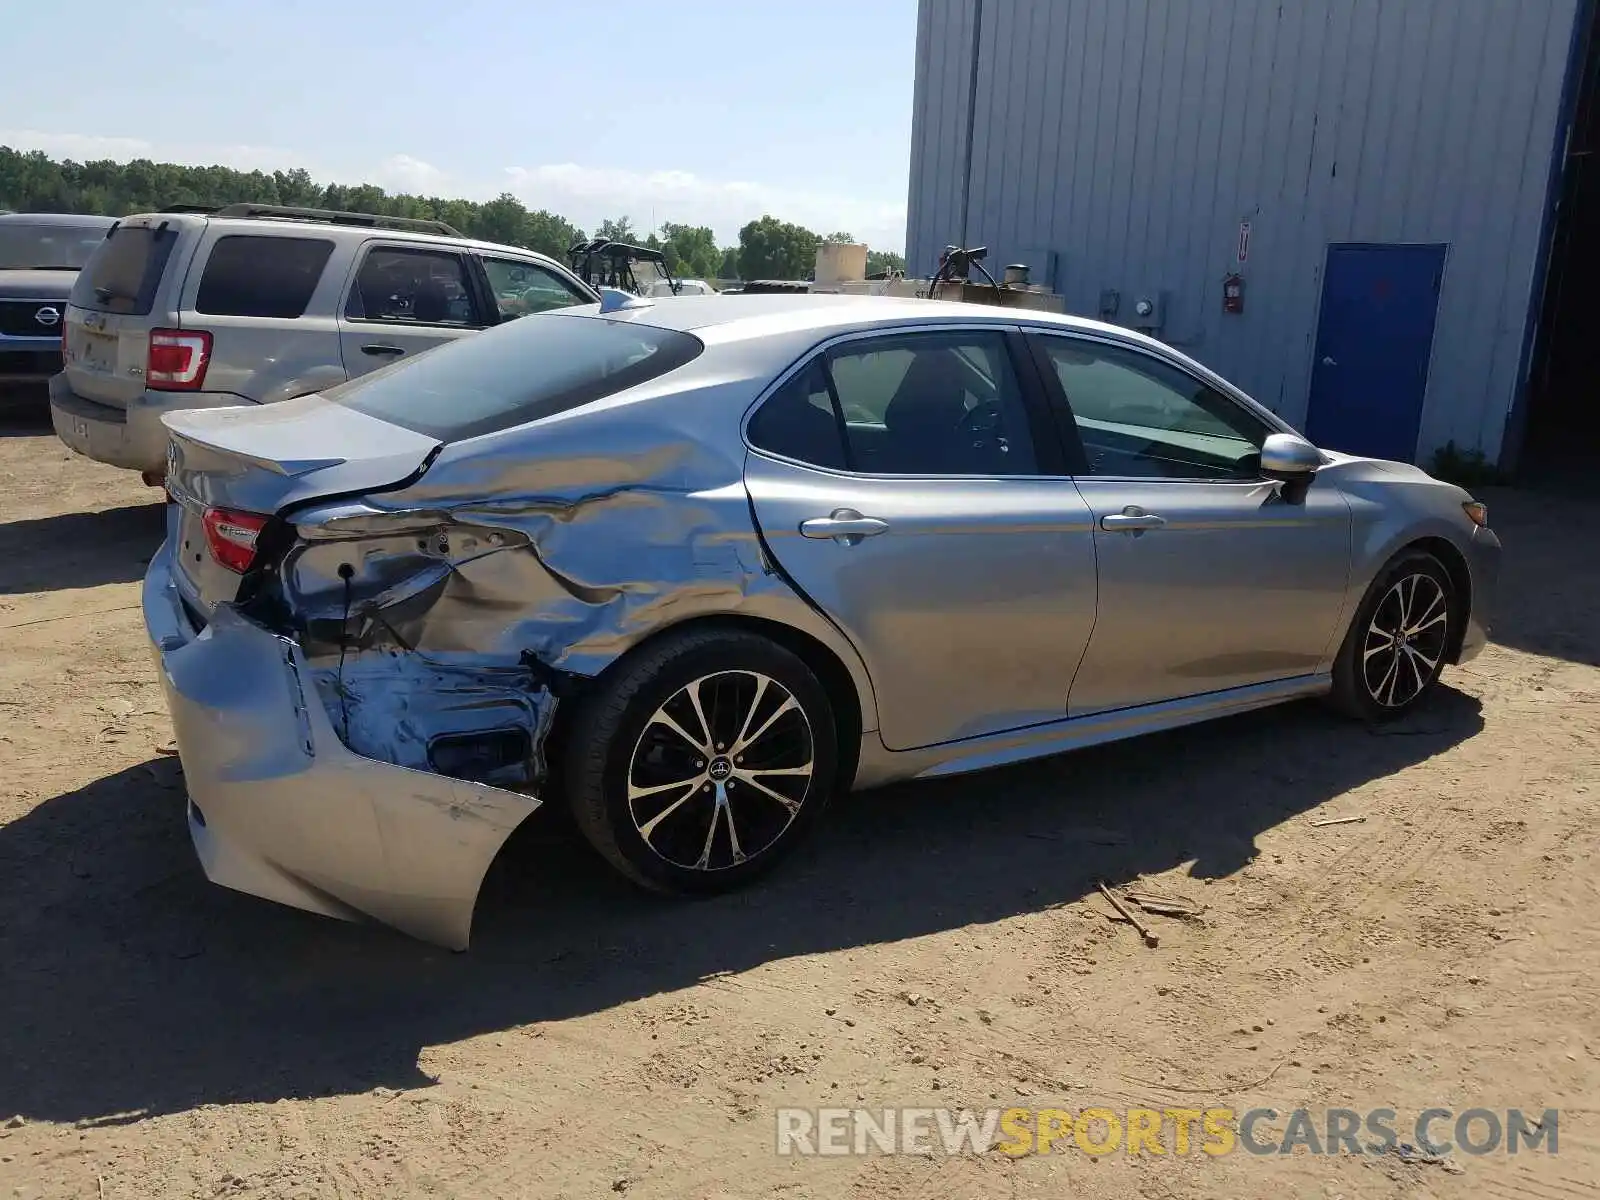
[70,224,178,316]
[195,235,333,318]
[747,359,848,469]
[326,313,703,441]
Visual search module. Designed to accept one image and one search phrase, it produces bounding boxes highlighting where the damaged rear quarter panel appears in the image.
[279,372,878,796]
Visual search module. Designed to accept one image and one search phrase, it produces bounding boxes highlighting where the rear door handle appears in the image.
[799,509,890,545]
[1101,508,1167,533]
[361,344,405,357]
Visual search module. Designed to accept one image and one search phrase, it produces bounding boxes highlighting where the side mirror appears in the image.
[1260,432,1322,479]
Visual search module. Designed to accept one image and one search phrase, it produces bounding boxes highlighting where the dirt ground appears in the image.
[0,393,1596,1200]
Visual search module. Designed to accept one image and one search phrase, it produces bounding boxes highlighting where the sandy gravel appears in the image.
[1,395,1595,1199]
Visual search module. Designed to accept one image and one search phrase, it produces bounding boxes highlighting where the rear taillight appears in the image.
[147,328,212,390]
[202,507,267,573]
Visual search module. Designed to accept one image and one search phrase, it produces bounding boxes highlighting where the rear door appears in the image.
[62,216,193,408]
[1027,332,1351,716]
[177,228,343,401]
[337,242,488,379]
[743,325,1098,752]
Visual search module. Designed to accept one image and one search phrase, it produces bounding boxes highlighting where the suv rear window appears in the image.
[70,224,178,316]
[196,235,333,318]
[326,312,703,441]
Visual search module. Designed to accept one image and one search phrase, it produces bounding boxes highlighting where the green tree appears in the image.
[660,222,721,279]
[867,249,906,275]
[737,215,820,281]
[822,230,857,244]
[594,216,637,244]
[718,247,740,279]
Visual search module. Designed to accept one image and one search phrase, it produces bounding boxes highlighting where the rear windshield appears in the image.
[196,235,333,318]
[70,224,179,316]
[326,312,704,441]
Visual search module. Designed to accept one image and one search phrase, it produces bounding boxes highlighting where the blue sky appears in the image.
[1,0,917,250]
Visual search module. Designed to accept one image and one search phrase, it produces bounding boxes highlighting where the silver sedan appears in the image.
[145,293,1500,947]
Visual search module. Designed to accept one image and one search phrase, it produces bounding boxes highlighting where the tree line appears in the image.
[0,147,907,282]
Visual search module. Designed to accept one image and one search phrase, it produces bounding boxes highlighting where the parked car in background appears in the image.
[0,212,118,390]
[49,204,598,478]
[145,292,1500,948]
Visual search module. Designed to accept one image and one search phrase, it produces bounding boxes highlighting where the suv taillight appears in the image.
[202,507,267,573]
[147,328,212,390]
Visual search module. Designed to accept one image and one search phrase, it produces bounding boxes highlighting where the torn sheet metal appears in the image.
[147,561,541,950]
[271,401,878,755]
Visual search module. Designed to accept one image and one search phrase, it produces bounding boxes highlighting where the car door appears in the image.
[337,242,487,379]
[1027,331,1352,717]
[475,254,593,322]
[743,325,1099,752]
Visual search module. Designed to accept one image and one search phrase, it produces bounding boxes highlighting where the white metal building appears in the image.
[905,0,1600,475]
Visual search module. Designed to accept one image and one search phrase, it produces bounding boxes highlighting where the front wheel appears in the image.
[1329,550,1457,721]
[565,628,839,894]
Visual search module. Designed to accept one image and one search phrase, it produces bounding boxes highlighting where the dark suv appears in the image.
[0,212,119,390]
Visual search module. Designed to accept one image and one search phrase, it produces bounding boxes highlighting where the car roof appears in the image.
[0,212,118,228]
[586,291,1160,347]
[114,209,568,268]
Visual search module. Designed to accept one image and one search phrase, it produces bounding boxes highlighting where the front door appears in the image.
[1306,243,1447,463]
[1028,332,1352,716]
[743,327,1098,751]
[337,242,487,380]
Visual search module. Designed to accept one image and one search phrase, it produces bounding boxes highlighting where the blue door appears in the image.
[1306,243,1446,462]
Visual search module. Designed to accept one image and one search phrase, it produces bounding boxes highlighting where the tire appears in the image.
[1328,550,1456,722]
[565,627,839,894]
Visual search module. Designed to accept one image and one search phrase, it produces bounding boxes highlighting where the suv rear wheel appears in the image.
[566,628,838,893]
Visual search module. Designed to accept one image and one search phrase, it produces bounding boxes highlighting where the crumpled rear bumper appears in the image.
[143,542,541,949]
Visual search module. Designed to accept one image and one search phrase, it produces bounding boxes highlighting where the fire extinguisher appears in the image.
[1223,272,1245,314]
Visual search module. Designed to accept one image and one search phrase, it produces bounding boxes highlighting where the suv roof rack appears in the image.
[159,202,463,238]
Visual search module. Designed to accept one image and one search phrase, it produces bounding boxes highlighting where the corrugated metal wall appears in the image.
[906,0,1582,462]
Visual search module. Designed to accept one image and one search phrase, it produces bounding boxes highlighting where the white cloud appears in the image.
[1,133,907,251]
[0,128,310,174]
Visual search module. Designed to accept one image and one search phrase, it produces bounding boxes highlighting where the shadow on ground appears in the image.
[1471,486,1600,666]
[0,690,1481,1125]
[0,503,164,595]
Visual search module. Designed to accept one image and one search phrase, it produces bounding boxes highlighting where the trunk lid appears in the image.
[164,394,441,613]
[62,216,192,408]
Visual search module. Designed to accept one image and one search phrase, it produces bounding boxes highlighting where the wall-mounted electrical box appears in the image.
[1127,290,1167,333]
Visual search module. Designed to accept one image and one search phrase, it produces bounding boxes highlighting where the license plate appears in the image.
[76,331,116,374]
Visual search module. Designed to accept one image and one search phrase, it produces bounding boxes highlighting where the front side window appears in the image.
[344,246,483,327]
[480,256,590,320]
[196,235,333,318]
[1037,337,1268,479]
[326,313,703,441]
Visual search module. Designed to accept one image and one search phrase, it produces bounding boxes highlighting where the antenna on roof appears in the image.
[597,287,654,314]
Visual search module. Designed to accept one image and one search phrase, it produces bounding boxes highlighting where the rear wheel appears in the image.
[1329,550,1456,721]
[566,628,838,893]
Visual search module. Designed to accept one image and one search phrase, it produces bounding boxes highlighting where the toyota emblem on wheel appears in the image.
[34,306,61,328]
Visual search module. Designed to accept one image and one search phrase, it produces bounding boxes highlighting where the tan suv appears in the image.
[50,204,598,479]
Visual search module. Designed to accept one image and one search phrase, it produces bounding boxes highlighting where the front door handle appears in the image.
[361,343,405,357]
[799,509,890,545]
[1101,507,1167,533]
